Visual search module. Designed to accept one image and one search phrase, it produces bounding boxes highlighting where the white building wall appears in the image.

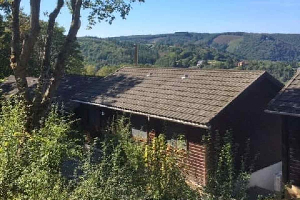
[249,162,282,191]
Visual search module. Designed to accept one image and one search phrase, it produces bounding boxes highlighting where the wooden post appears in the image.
[146,115,150,142]
[134,44,138,66]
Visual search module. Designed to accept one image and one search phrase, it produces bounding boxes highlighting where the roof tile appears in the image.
[267,71,300,116]
[73,67,266,125]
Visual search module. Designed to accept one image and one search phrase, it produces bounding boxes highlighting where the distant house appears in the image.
[72,67,283,186]
[266,70,300,197]
[196,60,204,67]
[237,61,248,67]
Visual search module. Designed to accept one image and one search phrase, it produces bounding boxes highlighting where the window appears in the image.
[167,139,177,148]
[167,135,187,151]
[177,138,187,151]
[132,128,147,141]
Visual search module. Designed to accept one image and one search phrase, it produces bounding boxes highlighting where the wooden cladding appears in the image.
[185,141,207,186]
[289,129,300,186]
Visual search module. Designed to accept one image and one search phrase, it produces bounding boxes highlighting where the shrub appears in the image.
[204,131,251,200]
[0,98,79,199]
[71,117,200,200]
[0,99,200,199]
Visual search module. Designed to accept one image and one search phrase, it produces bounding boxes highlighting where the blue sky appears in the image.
[20,0,300,37]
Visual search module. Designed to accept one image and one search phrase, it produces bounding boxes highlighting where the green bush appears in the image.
[72,117,200,200]
[0,98,79,199]
[0,99,200,199]
[204,131,251,200]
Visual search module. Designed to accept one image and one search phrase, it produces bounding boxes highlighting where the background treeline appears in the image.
[110,32,300,62]
[79,37,235,68]
[78,35,299,82]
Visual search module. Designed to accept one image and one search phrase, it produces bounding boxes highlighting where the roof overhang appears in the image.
[72,99,210,129]
[265,109,300,118]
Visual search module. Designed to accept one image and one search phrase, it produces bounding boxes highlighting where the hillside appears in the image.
[78,32,300,82]
[109,32,300,62]
[78,36,235,68]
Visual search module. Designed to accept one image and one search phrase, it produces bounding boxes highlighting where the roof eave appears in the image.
[72,99,210,130]
[265,109,300,118]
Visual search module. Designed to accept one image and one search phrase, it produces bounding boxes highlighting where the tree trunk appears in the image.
[31,0,65,127]
[10,0,41,104]
[9,0,83,130]
[35,0,64,102]
[42,0,82,104]
[10,0,30,102]
[31,0,82,127]
[10,0,41,130]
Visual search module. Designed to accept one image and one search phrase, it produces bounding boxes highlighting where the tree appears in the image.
[0,11,84,77]
[0,15,11,79]
[84,64,97,76]
[1,0,144,129]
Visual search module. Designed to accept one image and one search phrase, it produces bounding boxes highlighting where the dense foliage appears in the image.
[72,117,199,200]
[0,98,200,200]
[79,38,159,68]
[237,60,297,83]
[205,132,251,200]
[0,99,78,199]
[79,37,235,69]
[111,32,300,62]
[78,34,298,82]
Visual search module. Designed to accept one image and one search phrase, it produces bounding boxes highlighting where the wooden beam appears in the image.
[281,116,289,185]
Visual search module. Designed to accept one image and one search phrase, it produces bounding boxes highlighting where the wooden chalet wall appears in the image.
[210,76,282,170]
[76,104,208,185]
[144,118,208,186]
[283,116,300,186]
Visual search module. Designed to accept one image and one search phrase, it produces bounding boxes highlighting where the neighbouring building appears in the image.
[0,75,99,110]
[266,70,300,197]
[237,61,249,67]
[71,67,283,186]
[197,60,204,67]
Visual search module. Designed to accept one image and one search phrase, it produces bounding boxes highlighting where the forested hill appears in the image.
[109,32,300,62]
[78,36,236,68]
[78,32,300,82]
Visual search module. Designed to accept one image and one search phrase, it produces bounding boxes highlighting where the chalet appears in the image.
[71,67,283,186]
[266,70,300,197]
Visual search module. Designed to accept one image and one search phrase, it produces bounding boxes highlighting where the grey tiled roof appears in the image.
[73,67,267,126]
[267,71,300,116]
[0,75,100,109]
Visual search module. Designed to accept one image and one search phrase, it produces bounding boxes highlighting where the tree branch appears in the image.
[19,0,41,66]
[42,0,82,103]
[34,0,64,104]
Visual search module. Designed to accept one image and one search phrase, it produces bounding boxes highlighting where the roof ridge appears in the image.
[120,67,266,73]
